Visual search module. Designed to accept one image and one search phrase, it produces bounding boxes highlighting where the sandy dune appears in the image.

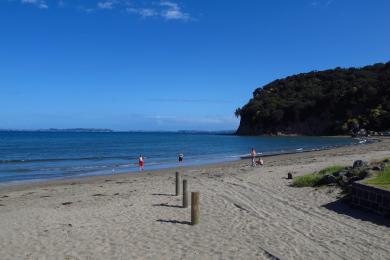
[0,139,389,259]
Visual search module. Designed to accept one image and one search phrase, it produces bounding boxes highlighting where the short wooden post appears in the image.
[183,179,188,208]
[287,173,293,179]
[191,192,200,225]
[175,172,181,196]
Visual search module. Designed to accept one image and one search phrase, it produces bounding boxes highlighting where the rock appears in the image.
[321,174,337,185]
[338,171,347,178]
[358,170,368,179]
[349,176,363,183]
[353,160,367,168]
[346,168,357,178]
[347,166,369,179]
[331,169,346,177]
[287,173,293,179]
[371,165,383,171]
[339,175,349,187]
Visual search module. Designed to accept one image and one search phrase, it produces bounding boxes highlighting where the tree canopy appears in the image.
[236,61,390,135]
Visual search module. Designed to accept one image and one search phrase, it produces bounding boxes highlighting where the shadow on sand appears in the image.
[152,203,182,208]
[322,199,390,228]
[152,193,175,197]
[156,219,191,225]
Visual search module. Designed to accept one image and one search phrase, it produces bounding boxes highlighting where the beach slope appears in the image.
[0,139,390,259]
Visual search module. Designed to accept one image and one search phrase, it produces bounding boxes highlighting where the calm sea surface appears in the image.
[0,132,359,184]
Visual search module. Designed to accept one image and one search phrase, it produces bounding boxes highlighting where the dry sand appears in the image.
[0,138,390,260]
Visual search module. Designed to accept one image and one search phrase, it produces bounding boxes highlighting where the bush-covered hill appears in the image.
[236,61,390,135]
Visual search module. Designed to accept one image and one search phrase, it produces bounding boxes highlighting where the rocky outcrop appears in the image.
[318,160,374,189]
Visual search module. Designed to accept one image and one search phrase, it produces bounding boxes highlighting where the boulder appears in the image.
[321,174,337,185]
[339,175,349,187]
[353,160,367,168]
[346,167,368,178]
[332,168,346,177]
[349,176,364,183]
[371,165,384,171]
[338,171,347,178]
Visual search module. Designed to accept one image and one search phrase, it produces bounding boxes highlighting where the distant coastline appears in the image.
[0,128,114,133]
[0,129,236,135]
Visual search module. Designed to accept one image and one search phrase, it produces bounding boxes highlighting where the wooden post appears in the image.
[287,172,293,179]
[175,171,181,196]
[191,192,200,225]
[183,179,188,208]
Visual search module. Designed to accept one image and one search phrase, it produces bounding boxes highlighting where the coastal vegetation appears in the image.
[364,160,390,189]
[292,166,344,187]
[236,61,390,135]
[294,158,390,190]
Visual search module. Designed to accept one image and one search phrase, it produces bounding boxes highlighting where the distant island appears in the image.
[235,61,390,136]
[0,129,235,135]
[0,128,114,132]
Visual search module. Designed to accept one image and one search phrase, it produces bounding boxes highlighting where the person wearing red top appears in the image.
[138,155,144,171]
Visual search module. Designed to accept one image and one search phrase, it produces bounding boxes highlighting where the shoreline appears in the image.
[0,133,358,186]
[0,137,383,193]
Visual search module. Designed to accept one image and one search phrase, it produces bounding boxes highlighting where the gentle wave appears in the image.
[0,132,363,184]
[0,155,139,164]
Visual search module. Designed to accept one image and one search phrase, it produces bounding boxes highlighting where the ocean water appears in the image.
[0,132,359,184]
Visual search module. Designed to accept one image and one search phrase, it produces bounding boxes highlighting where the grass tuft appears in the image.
[317,166,345,176]
[292,173,324,187]
[293,165,344,187]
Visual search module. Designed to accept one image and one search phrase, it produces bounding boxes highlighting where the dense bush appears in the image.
[236,62,390,135]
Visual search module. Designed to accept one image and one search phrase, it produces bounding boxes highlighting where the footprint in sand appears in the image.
[22,192,35,196]
[92,194,106,197]
[233,203,250,213]
[61,202,73,205]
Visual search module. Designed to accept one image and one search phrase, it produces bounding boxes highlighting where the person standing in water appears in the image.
[251,148,257,167]
[138,155,144,171]
[178,153,184,163]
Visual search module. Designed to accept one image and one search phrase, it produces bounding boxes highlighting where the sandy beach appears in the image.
[0,138,389,260]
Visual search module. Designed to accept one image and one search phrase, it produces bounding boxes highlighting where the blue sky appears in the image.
[1,0,389,131]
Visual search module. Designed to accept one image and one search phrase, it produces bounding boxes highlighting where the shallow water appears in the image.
[0,131,358,184]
